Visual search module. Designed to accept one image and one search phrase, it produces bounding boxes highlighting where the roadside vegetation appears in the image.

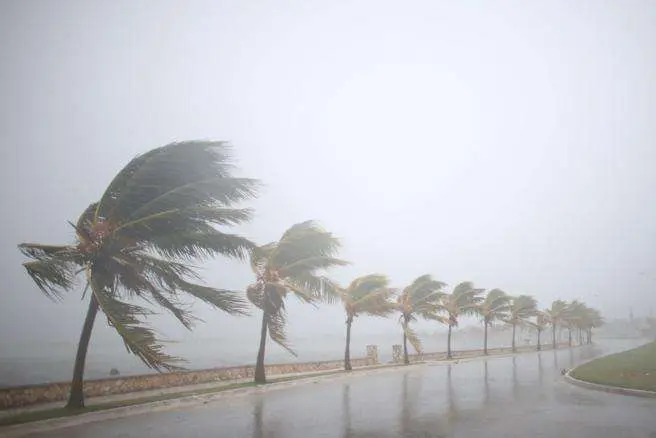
[570,341,656,392]
[16,140,605,410]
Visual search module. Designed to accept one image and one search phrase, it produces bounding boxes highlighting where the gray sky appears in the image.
[1,0,655,367]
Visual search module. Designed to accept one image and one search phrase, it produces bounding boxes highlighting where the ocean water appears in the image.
[0,327,544,388]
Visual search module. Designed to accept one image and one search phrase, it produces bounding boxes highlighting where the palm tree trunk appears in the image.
[552,324,557,349]
[402,314,410,365]
[537,329,541,351]
[512,323,516,353]
[66,295,99,409]
[588,328,592,344]
[254,311,268,384]
[483,321,489,355]
[344,316,353,371]
[402,334,409,365]
[447,325,453,359]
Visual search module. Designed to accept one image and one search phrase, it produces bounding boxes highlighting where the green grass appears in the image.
[0,367,382,428]
[571,341,656,392]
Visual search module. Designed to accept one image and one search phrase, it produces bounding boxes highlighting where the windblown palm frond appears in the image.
[19,141,258,373]
[247,221,348,356]
[437,281,485,327]
[340,274,396,318]
[403,322,422,353]
[506,295,538,325]
[545,300,569,324]
[478,288,511,325]
[396,274,446,355]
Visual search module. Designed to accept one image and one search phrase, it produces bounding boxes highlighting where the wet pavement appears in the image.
[16,340,656,438]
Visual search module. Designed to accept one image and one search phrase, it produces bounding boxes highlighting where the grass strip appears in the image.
[570,341,656,392]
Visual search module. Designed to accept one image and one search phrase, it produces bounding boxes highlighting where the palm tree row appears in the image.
[18,141,602,408]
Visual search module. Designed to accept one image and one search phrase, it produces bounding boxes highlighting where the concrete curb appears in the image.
[564,370,656,399]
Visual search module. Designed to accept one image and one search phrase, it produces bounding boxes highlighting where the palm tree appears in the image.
[506,295,537,352]
[477,289,510,355]
[395,275,446,365]
[247,221,348,383]
[565,300,586,346]
[530,311,550,351]
[18,141,258,408]
[545,300,569,349]
[583,307,604,344]
[435,282,484,359]
[566,301,603,345]
[337,274,395,370]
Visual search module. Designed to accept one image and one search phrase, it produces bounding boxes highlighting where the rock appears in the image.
[109,368,120,376]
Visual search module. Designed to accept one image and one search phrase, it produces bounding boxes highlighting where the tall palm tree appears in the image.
[530,311,550,351]
[395,275,446,365]
[545,300,569,349]
[477,289,510,355]
[435,282,484,359]
[506,295,537,352]
[337,274,395,370]
[247,221,347,383]
[18,141,258,408]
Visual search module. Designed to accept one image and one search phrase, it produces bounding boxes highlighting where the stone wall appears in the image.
[0,355,373,410]
[391,342,571,364]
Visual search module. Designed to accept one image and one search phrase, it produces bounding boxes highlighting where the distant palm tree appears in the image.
[435,282,484,359]
[506,295,538,352]
[545,300,569,349]
[583,307,604,344]
[19,141,258,408]
[337,274,395,370]
[530,311,550,351]
[565,300,587,346]
[566,300,602,345]
[395,275,446,364]
[247,221,348,383]
[477,289,510,355]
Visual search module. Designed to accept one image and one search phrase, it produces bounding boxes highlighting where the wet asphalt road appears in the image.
[20,340,656,438]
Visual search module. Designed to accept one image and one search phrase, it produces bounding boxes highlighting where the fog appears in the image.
[1,1,655,383]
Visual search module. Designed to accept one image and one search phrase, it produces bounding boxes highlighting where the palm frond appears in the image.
[175,280,250,316]
[146,288,198,329]
[127,179,258,221]
[246,283,265,309]
[422,311,449,325]
[249,242,277,276]
[18,243,83,300]
[508,295,538,323]
[265,302,297,357]
[484,289,511,312]
[285,273,340,304]
[270,221,343,268]
[279,256,348,278]
[403,323,422,354]
[95,141,258,223]
[347,274,390,300]
[350,286,396,317]
[21,259,76,301]
[150,230,255,261]
[91,281,184,371]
